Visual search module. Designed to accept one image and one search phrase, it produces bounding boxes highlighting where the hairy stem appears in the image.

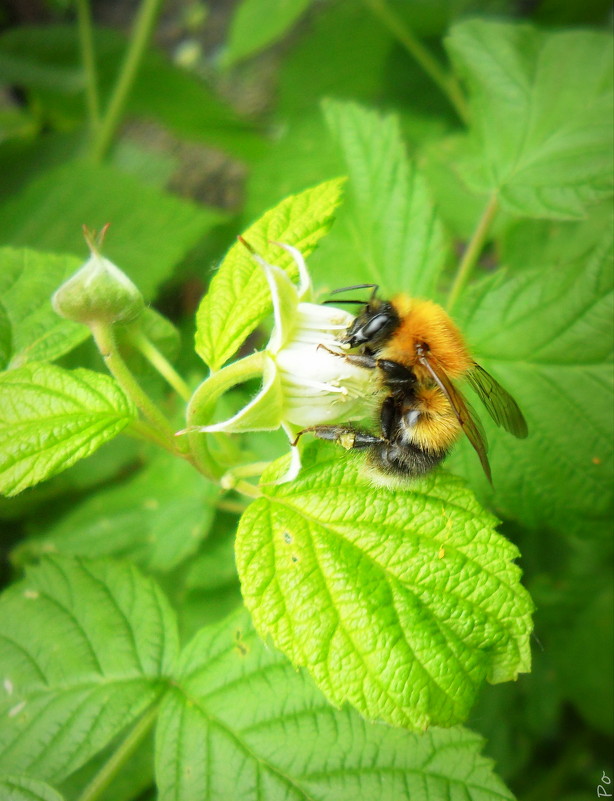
[90,0,163,161]
[76,0,101,132]
[362,0,469,123]
[446,193,499,313]
[90,321,183,452]
[183,351,267,480]
[127,327,192,402]
[75,701,160,801]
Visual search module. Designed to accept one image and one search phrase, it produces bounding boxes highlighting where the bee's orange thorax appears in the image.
[383,295,472,380]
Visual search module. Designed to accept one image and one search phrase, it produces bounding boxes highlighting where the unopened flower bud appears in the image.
[52,251,145,326]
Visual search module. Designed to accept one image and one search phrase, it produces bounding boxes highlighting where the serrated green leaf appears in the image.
[0,302,11,371]
[0,247,87,368]
[0,775,65,801]
[447,20,613,218]
[0,362,136,496]
[319,100,448,297]
[449,231,613,539]
[0,161,224,300]
[0,556,178,783]
[225,0,312,66]
[236,444,533,730]
[22,451,219,572]
[156,608,515,801]
[195,178,345,370]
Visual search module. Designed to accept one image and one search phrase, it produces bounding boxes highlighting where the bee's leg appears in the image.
[318,345,415,388]
[292,425,383,450]
[375,359,416,389]
[380,395,399,439]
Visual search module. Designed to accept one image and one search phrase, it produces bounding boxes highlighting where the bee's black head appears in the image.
[325,283,400,350]
[342,298,400,349]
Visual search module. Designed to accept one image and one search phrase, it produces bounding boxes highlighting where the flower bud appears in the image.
[52,251,145,326]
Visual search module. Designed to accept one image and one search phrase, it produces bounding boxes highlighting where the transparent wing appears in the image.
[418,355,492,484]
[466,363,528,439]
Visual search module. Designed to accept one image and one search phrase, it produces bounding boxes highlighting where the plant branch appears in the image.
[446,192,499,313]
[362,0,469,123]
[90,0,163,161]
[75,701,160,801]
[75,0,101,132]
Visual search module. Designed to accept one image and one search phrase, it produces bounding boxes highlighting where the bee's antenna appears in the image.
[329,283,379,296]
[322,298,367,306]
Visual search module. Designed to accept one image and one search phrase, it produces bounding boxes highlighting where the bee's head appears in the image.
[325,284,400,350]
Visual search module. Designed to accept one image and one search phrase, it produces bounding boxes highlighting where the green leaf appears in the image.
[319,100,448,297]
[235,444,533,730]
[195,178,346,370]
[278,0,393,117]
[447,20,613,218]
[0,161,225,300]
[554,583,613,735]
[0,362,136,496]
[0,556,178,783]
[0,302,11,371]
[0,775,65,801]
[450,230,613,539]
[0,248,87,368]
[225,0,312,66]
[22,452,220,572]
[156,608,515,800]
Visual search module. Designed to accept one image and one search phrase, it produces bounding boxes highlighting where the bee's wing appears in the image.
[418,355,492,484]
[466,363,528,439]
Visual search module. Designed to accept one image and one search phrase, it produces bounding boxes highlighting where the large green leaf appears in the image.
[0,161,224,300]
[449,229,613,538]
[195,178,346,370]
[0,557,178,783]
[0,247,86,368]
[447,20,613,218]
[0,362,136,496]
[224,0,312,66]
[22,451,219,572]
[156,608,515,801]
[318,100,448,297]
[236,444,533,730]
[0,776,65,801]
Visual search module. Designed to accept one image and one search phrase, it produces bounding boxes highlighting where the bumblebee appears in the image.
[294,285,528,482]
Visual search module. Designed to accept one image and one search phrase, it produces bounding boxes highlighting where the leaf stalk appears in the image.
[90,0,163,161]
[75,0,101,133]
[446,192,499,313]
[362,0,469,123]
[75,700,160,801]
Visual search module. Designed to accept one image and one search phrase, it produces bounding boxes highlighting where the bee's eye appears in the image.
[362,313,390,339]
[348,312,390,346]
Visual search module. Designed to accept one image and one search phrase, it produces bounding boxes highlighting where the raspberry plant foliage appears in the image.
[0,6,611,801]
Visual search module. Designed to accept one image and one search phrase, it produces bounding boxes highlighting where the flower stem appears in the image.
[126,327,192,402]
[75,701,160,801]
[90,321,181,450]
[75,0,101,133]
[90,0,163,162]
[362,0,469,123]
[446,192,499,313]
[183,351,266,480]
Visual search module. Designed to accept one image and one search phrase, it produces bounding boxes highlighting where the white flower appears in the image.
[188,242,376,481]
